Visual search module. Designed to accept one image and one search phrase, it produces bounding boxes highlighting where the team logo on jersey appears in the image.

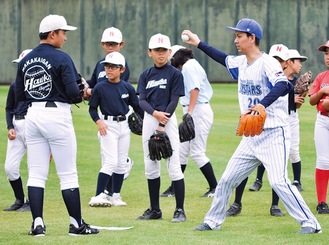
[98,71,107,79]
[239,80,262,95]
[24,65,52,99]
[121,93,129,99]
[146,78,167,89]
[275,71,284,77]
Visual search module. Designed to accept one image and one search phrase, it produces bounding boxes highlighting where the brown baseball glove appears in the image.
[294,71,312,95]
[236,104,266,137]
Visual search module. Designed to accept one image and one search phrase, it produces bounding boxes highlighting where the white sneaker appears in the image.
[88,192,112,207]
[124,157,134,180]
[111,193,127,206]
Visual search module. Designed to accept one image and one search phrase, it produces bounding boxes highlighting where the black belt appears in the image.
[14,115,25,120]
[45,101,57,107]
[104,115,126,122]
[183,102,208,107]
[29,101,58,108]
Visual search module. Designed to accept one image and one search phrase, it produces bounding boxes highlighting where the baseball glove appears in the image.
[128,112,143,135]
[178,113,195,142]
[236,104,266,137]
[148,130,173,161]
[294,71,312,95]
[72,74,89,103]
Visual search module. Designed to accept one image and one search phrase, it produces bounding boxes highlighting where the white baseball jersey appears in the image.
[226,53,289,127]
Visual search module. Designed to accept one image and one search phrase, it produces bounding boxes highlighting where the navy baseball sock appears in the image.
[9,177,25,202]
[292,161,301,183]
[105,175,113,195]
[112,173,124,193]
[62,188,82,227]
[234,177,248,204]
[272,189,280,206]
[256,164,266,182]
[173,179,185,210]
[200,162,218,189]
[148,177,160,211]
[96,172,111,195]
[28,186,44,221]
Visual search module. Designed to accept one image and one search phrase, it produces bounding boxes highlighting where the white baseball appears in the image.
[181,34,189,41]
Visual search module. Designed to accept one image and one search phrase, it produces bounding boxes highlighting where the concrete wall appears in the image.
[1,0,328,84]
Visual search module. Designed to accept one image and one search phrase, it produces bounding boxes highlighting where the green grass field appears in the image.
[0,84,328,245]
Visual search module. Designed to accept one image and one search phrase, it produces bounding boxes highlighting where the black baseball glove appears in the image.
[179,113,195,142]
[148,130,173,161]
[72,74,89,104]
[128,112,143,135]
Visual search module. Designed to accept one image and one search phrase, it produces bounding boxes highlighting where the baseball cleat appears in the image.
[292,181,303,191]
[201,188,216,197]
[69,220,99,236]
[136,208,162,220]
[249,180,262,191]
[171,208,186,222]
[160,186,175,197]
[195,223,214,231]
[316,202,329,214]
[28,223,46,237]
[110,193,127,206]
[16,201,31,212]
[297,227,322,234]
[270,205,285,217]
[88,192,112,207]
[4,199,24,211]
[226,202,242,216]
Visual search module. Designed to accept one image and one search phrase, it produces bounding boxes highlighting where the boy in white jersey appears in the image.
[181,18,321,234]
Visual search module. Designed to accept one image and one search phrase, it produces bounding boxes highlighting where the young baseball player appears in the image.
[182,18,321,234]
[88,51,143,207]
[136,33,186,222]
[309,40,329,214]
[15,14,99,236]
[161,45,217,198]
[226,45,309,218]
[4,49,32,212]
[84,27,134,198]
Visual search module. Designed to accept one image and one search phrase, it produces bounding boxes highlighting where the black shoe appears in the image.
[226,202,242,216]
[316,202,329,214]
[28,224,46,236]
[136,208,162,220]
[160,186,175,197]
[200,188,216,197]
[4,199,24,211]
[270,205,285,217]
[69,220,99,236]
[16,201,31,212]
[249,180,262,191]
[293,181,304,191]
[171,208,186,222]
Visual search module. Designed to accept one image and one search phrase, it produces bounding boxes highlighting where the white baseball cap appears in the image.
[169,45,186,60]
[39,14,77,33]
[12,49,33,63]
[100,52,125,67]
[148,33,171,49]
[269,44,289,61]
[287,49,308,62]
[101,27,123,43]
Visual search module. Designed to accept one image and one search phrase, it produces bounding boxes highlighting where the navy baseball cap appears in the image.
[226,18,263,40]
